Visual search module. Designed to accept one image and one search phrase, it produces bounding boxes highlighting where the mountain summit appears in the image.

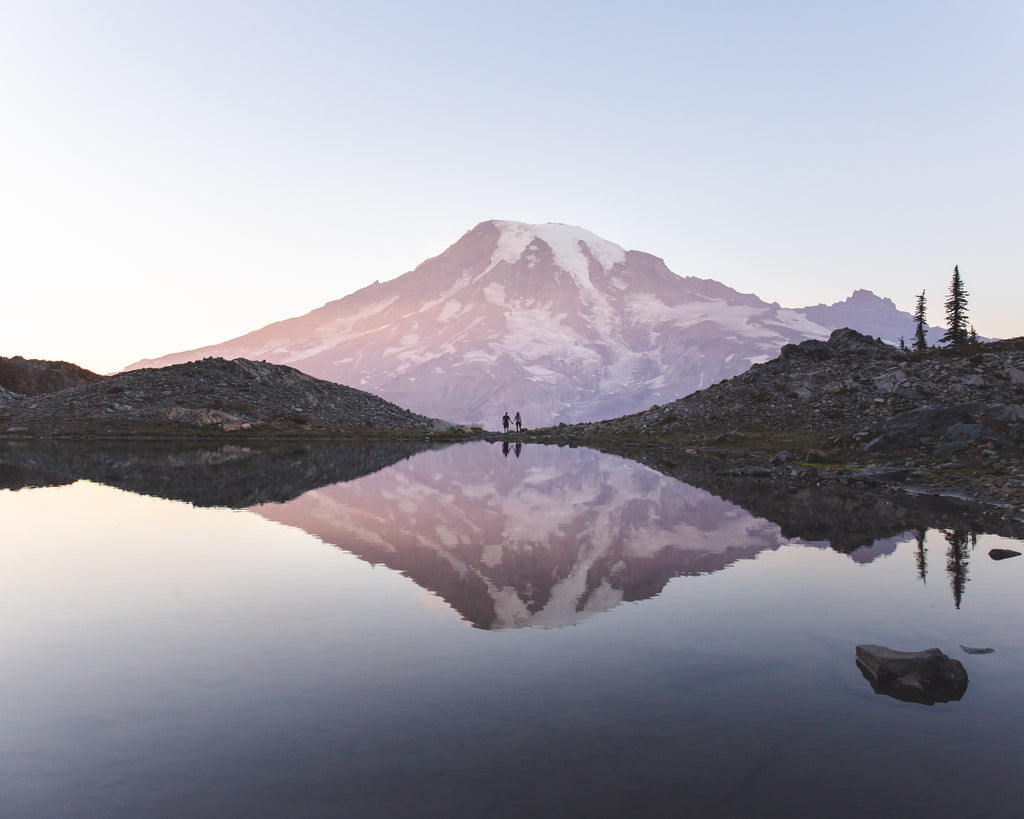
[130,220,921,426]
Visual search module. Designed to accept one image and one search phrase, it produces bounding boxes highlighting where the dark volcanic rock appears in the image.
[0,357,455,436]
[856,644,968,705]
[0,355,104,396]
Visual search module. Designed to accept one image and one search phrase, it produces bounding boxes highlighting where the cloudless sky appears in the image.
[2,1,1021,373]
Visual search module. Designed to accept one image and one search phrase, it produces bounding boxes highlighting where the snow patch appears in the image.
[483,283,506,305]
[437,300,463,322]
[488,221,626,293]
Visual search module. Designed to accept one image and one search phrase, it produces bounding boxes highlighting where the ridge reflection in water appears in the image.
[2,441,1023,817]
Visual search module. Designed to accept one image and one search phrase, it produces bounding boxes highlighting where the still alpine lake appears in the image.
[1,440,1022,817]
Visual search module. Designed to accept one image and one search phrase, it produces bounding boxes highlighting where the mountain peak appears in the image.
[483,220,627,290]
[847,288,896,307]
[127,221,931,427]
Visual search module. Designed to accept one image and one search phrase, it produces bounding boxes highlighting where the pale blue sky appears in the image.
[2,1,1021,373]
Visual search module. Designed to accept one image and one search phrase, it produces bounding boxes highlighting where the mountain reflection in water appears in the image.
[253,442,892,628]
[0,440,989,621]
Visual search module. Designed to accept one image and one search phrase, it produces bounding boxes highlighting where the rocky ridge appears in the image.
[0,355,105,396]
[0,357,456,437]
[589,329,1024,440]
[534,330,1024,514]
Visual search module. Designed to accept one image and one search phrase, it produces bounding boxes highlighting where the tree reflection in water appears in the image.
[945,529,971,610]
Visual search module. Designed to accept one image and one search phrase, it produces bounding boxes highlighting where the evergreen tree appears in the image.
[940,265,969,347]
[912,290,928,351]
[969,325,978,344]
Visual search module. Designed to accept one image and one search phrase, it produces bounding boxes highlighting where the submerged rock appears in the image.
[856,644,968,705]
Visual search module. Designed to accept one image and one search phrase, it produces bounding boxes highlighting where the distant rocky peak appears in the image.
[806,288,898,312]
[847,288,897,307]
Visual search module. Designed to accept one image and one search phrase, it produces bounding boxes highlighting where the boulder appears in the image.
[932,440,967,457]
[874,370,908,394]
[828,328,905,359]
[855,644,968,705]
[985,403,1024,423]
[942,423,986,443]
[862,431,919,453]
[989,548,1022,560]
[882,403,982,436]
[847,466,912,484]
[780,339,834,361]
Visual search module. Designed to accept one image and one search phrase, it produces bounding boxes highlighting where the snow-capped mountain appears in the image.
[129,220,926,427]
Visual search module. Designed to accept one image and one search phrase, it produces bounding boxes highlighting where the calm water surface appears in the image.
[1,442,1022,817]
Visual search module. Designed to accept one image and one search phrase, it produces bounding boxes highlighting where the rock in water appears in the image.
[989,548,1022,560]
[855,644,968,705]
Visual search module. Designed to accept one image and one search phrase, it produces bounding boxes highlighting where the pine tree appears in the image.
[912,290,928,351]
[969,325,978,344]
[940,265,969,347]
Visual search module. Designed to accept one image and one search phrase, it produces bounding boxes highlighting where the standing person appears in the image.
[513,411,522,432]
[502,411,510,433]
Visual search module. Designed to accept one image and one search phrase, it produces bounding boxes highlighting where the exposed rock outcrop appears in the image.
[0,355,104,396]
